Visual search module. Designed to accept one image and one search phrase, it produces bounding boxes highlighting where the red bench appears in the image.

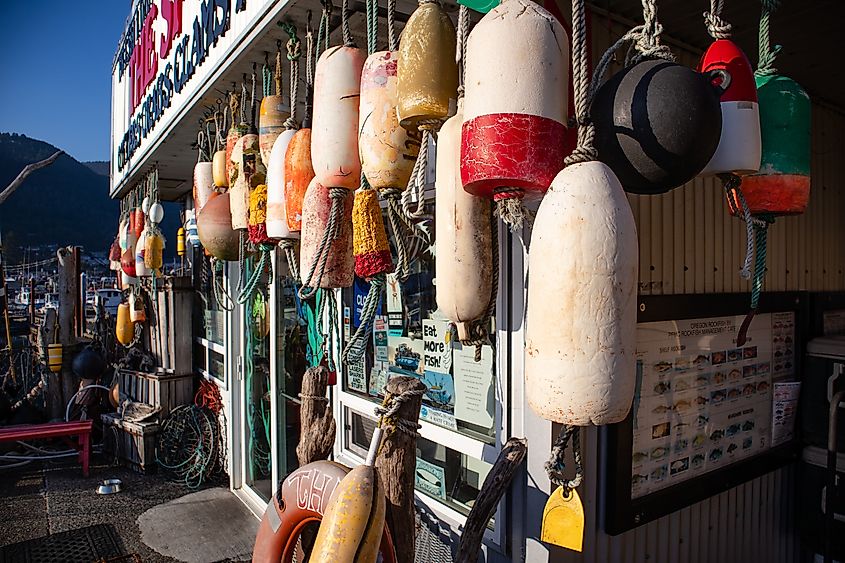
[0,420,93,476]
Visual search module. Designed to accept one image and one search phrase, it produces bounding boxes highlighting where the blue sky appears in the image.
[0,1,129,162]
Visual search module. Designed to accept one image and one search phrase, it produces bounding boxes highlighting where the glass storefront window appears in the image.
[198,254,227,347]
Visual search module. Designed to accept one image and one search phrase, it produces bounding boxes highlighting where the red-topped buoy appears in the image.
[460,0,568,201]
[698,39,761,175]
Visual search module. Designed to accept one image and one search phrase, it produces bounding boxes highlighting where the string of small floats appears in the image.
[111,0,808,550]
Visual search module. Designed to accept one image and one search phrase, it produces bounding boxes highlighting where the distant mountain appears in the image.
[83,161,110,177]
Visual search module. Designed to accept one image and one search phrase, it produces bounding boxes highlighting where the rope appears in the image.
[366,0,378,54]
[374,386,426,439]
[402,120,440,220]
[736,214,772,346]
[316,0,331,61]
[387,0,398,51]
[342,0,355,47]
[545,425,583,494]
[280,239,300,282]
[383,189,431,283]
[305,13,315,125]
[237,244,274,304]
[280,22,301,129]
[250,69,258,126]
[298,188,350,300]
[197,131,209,163]
[703,0,732,40]
[275,49,283,97]
[455,5,470,100]
[755,0,782,77]
[564,0,598,167]
[262,59,272,99]
[721,173,760,280]
[195,378,224,414]
[211,258,235,311]
[342,274,385,363]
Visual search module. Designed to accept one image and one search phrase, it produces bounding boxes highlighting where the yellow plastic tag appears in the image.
[540,486,584,552]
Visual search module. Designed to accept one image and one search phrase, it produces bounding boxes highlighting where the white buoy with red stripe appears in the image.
[435,100,493,340]
[461,0,569,204]
[266,129,298,239]
[698,39,761,175]
[311,46,366,190]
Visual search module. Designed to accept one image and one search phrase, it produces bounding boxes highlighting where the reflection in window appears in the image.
[349,410,493,519]
[342,202,496,443]
[198,255,227,347]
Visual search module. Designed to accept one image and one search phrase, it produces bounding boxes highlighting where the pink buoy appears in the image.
[311,46,366,189]
[299,178,354,289]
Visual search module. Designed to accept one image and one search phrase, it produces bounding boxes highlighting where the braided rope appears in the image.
[275,49,283,97]
[721,173,759,280]
[564,0,598,167]
[299,188,349,300]
[211,258,235,311]
[460,207,499,362]
[197,130,209,163]
[704,0,732,40]
[545,425,583,493]
[755,0,782,76]
[366,0,378,54]
[402,122,440,220]
[342,0,355,47]
[280,23,301,130]
[387,0,398,51]
[342,274,385,363]
[455,5,469,100]
[237,245,273,305]
[279,239,300,282]
[374,386,426,439]
[262,61,272,98]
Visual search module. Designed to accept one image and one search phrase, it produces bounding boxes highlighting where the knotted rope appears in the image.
[545,425,583,494]
[401,119,439,221]
[375,386,425,439]
[279,22,301,130]
[387,0,398,51]
[755,0,781,77]
[564,0,598,167]
[459,206,499,362]
[703,0,732,40]
[342,274,385,363]
[237,243,274,305]
[279,239,299,282]
[342,0,355,48]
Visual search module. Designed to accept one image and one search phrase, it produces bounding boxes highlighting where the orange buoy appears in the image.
[284,128,314,232]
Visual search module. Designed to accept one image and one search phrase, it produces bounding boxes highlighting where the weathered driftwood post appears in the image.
[57,246,78,410]
[375,375,427,563]
[296,365,336,465]
[40,307,61,419]
[455,437,528,563]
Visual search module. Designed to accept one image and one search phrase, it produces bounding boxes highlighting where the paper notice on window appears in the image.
[385,273,403,336]
[453,343,495,428]
[373,316,389,363]
[347,355,367,393]
[415,457,447,501]
[772,381,800,446]
[422,319,453,374]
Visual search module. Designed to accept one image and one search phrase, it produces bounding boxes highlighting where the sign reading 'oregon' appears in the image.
[116,0,248,172]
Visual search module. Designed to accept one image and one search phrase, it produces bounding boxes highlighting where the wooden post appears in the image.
[73,246,82,338]
[0,258,15,384]
[296,365,336,465]
[40,306,61,419]
[455,437,528,563]
[375,375,426,563]
[57,246,78,412]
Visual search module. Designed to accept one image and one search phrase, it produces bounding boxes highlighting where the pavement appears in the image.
[0,453,258,562]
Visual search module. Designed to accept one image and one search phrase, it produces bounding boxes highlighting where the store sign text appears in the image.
[117,0,246,172]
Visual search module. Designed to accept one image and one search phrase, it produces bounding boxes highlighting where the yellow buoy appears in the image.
[47,343,62,373]
[116,303,135,345]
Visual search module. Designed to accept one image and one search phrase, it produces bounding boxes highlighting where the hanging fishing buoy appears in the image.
[248,182,272,244]
[299,179,354,289]
[591,0,729,194]
[135,228,150,277]
[229,132,263,230]
[176,227,186,257]
[129,291,146,323]
[47,344,62,373]
[226,93,249,188]
[258,59,290,166]
[132,207,145,240]
[359,51,419,190]
[311,46,366,190]
[460,0,568,226]
[733,75,810,214]
[396,2,457,130]
[149,202,164,224]
[109,238,122,271]
[116,303,135,345]
[353,189,393,279]
[194,162,214,213]
[436,100,493,340]
[266,130,298,238]
[213,150,228,188]
[698,39,761,175]
[185,205,200,247]
[145,231,164,270]
[142,196,151,214]
[284,128,314,232]
[197,192,241,261]
[118,216,130,252]
[121,248,136,278]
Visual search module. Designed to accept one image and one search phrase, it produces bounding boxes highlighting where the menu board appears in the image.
[630,312,795,499]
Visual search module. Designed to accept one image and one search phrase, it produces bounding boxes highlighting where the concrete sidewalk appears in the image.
[0,454,257,562]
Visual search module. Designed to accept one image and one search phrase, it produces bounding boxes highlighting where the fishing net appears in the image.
[156,404,225,488]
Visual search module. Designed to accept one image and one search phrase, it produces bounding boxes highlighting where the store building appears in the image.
[110,0,845,561]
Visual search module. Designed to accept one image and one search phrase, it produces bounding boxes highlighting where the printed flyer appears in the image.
[630,312,795,499]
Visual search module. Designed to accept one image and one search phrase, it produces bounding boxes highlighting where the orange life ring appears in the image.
[252,460,397,563]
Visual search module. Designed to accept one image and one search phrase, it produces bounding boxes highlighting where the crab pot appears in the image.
[266,129,298,239]
[359,51,420,190]
[733,74,811,216]
[396,2,458,130]
[311,46,366,189]
[698,39,761,176]
[461,0,569,199]
[525,161,638,425]
[299,179,354,289]
[592,59,725,194]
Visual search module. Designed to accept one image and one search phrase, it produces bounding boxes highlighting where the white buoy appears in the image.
[266,129,298,239]
[311,46,366,189]
[525,161,638,425]
[435,101,493,340]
